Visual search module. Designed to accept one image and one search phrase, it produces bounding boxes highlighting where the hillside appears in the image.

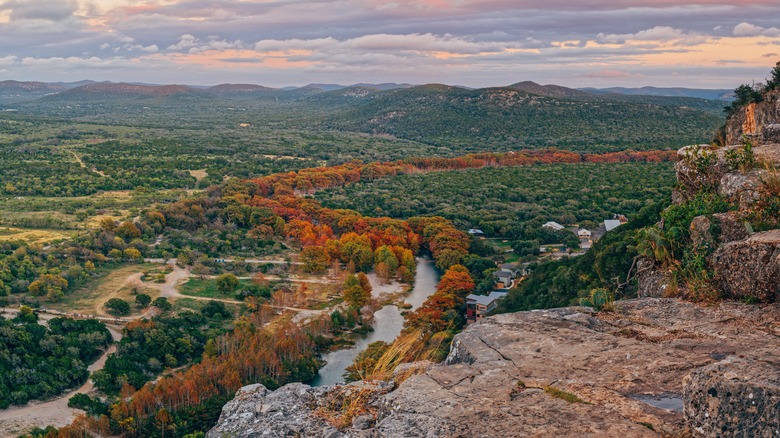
[314,84,724,152]
[582,86,733,101]
[0,81,66,103]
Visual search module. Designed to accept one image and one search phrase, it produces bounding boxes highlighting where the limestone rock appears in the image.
[712,229,780,302]
[635,257,671,298]
[711,212,750,244]
[684,358,780,438]
[718,170,761,208]
[726,90,780,145]
[209,299,780,437]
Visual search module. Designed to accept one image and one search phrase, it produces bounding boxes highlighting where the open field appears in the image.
[0,227,75,244]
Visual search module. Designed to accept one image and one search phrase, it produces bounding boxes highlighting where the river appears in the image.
[310,258,440,387]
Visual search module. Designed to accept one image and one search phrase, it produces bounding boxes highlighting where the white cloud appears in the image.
[167,34,243,53]
[597,26,704,45]
[733,22,780,37]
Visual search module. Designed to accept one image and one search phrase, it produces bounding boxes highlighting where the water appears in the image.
[310,258,440,386]
[631,394,684,412]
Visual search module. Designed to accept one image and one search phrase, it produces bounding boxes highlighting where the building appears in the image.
[493,270,514,289]
[578,229,591,239]
[466,291,509,322]
[468,228,485,237]
[498,263,520,277]
[542,221,565,231]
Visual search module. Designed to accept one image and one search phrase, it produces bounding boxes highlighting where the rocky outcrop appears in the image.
[684,358,780,438]
[726,90,780,144]
[712,229,780,301]
[209,299,780,437]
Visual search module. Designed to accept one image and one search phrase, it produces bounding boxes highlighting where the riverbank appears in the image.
[310,258,440,387]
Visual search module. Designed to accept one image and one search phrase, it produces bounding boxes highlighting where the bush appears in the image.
[105,298,131,316]
[152,297,172,311]
[135,293,152,308]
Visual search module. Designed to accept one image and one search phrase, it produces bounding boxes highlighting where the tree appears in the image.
[105,298,131,316]
[116,221,142,241]
[135,293,152,308]
[152,297,172,311]
[766,61,780,91]
[343,274,370,309]
[300,246,331,274]
[216,274,240,295]
[28,274,68,299]
[123,247,142,261]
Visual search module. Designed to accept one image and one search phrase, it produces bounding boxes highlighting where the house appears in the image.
[466,291,509,322]
[542,221,565,231]
[468,228,485,237]
[604,220,622,232]
[499,263,519,277]
[493,270,514,289]
[578,229,591,239]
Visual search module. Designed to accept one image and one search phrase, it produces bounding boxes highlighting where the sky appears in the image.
[0,0,778,88]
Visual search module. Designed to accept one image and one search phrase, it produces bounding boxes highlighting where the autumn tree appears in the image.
[343,274,370,309]
[28,273,68,300]
[300,246,331,274]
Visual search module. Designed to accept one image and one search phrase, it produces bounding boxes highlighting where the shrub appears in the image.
[105,298,131,316]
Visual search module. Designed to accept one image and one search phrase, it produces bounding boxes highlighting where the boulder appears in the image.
[726,90,780,145]
[711,212,750,244]
[635,257,672,298]
[684,358,780,438]
[711,229,780,302]
[210,299,780,437]
[718,171,761,209]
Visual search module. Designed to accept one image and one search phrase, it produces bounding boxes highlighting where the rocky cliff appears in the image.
[726,89,780,145]
[208,298,780,437]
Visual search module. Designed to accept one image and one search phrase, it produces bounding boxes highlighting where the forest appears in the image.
[0,311,111,408]
[315,161,676,239]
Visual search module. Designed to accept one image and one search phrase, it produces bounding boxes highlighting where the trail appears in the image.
[69,150,107,177]
[0,326,122,437]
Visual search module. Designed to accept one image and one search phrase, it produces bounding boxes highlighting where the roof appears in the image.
[493,271,512,279]
[499,263,518,270]
[542,221,565,231]
[466,291,508,306]
[468,228,484,234]
[604,220,622,231]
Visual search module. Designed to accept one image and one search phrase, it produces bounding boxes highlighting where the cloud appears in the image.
[597,26,706,45]
[168,34,245,53]
[763,53,779,58]
[733,22,780,37]
[1,0,77,22]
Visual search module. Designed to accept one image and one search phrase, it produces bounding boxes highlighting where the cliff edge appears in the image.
[208,298,780,437]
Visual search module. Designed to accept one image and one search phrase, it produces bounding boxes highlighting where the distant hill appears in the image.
[305,83,415,92]
[208,83,276,95]
[581,86,733,101]
[312,84,724,152]
[508,81,591,98]
[0,80,67,103]
[40,83,211,103]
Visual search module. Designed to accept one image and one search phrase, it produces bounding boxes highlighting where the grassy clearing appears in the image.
[50,263,155,314]
[179,278,251,299]
[0,227,75,244]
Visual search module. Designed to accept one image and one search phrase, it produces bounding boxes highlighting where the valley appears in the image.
[0,69,777,438]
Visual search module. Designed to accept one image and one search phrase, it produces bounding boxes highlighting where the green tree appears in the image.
[28,274,68,299]
[152,297,172,311]
[766,60,780,91]
[105,298,131,316]
[216,273,240,295]
[135,293,152,308]
[343,274,370,309]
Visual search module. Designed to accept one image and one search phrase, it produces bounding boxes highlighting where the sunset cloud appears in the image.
[0,0,777,87]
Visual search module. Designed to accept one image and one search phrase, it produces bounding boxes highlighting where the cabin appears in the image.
[466,291,509,322]
[578,229,591,239]
[499,263,520,277]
